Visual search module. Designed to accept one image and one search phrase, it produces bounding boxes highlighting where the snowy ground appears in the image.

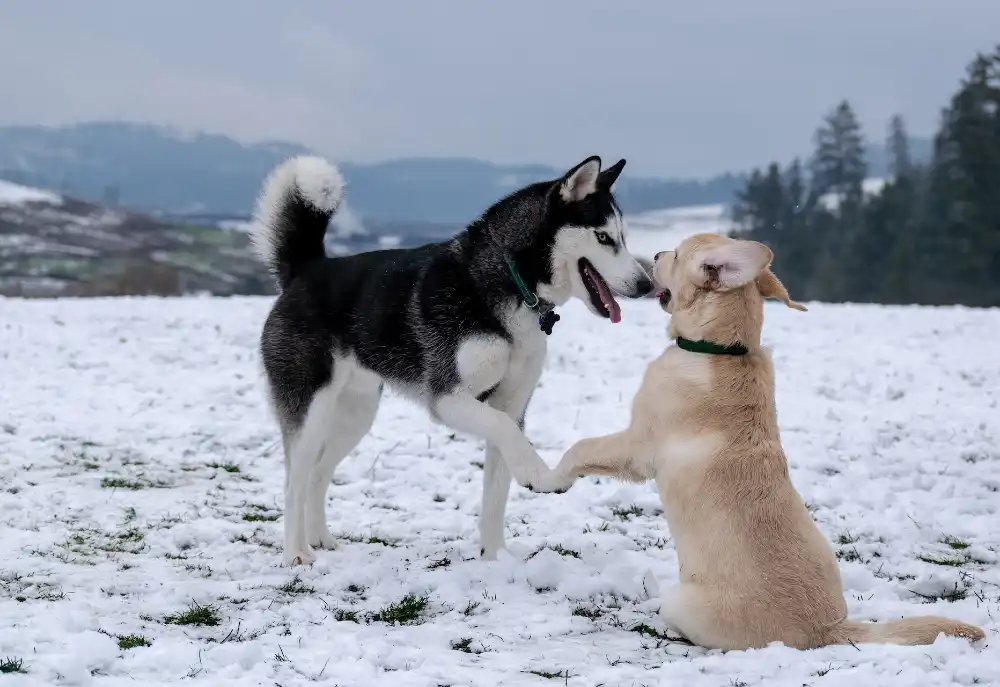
[1,295,999,687]
[626,204,731,259]
[0,180,62,206]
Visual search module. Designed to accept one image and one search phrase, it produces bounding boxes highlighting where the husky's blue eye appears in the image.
[595,231,613,246]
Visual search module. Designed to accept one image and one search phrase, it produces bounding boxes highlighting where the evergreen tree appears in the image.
[923,47,1000,305]
[887,115,912,180]
[731,46,1000,307]
[810,101,868,206]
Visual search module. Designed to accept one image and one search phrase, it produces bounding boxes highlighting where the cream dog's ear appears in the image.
[690,239,773,290]
[757,268,807,311]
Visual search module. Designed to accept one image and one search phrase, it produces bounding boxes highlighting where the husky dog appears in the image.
[251,155,653,565]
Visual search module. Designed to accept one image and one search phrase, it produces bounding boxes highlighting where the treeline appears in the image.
[733,46,1000,307]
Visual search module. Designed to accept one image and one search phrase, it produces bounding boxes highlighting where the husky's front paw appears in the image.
[282,547,316,567]
[525,467,577,494]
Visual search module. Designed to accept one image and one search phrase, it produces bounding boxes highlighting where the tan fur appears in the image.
[554,233,985,651]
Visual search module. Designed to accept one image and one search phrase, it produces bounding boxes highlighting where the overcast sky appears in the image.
[1,1,997,178]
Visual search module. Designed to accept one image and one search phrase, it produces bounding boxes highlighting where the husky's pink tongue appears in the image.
[594,276,622,323]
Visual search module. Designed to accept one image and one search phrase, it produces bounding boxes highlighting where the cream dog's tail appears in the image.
[826,616,984,646]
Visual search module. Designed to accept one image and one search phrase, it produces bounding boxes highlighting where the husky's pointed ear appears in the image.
[559,156,602,202]
[691,240,773,290]
[757,268,807,311]
[598,158,626,190]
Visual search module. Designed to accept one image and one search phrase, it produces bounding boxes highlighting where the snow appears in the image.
[818,177,888,212]
[625,204,732,259]
[0,180,62,206]
[0,295,998,686]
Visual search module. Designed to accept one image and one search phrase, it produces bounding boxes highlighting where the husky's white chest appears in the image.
[500,307,547,391]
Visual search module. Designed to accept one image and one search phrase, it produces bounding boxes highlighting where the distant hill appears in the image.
[0,178,273,297]
[0,122,932,226]
[0,179,476,298]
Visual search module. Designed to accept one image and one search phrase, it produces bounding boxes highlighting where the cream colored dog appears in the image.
[550,233,985,650]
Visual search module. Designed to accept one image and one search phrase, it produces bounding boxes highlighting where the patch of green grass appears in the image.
[0,657,26,674]
[525,669,571,680]
[100,475,168,490]
[917,554,967,567]
[837,549,862,563]
[369,593,430,625]
[345,584,366,594]
[836,531,859,545]
[214,622,268,644]
[207,461,241,473]
[100,476,146,490]
[610,504,643,520]
[571,605,603,620]
[242,512,280,522]
[94,527,146,554]
[231,531,277,549]
[333,608,360,623]
[276,576,315,595]
[163,602,222,627]
[941,536,970,550]
[548,543,580,559]
[630,623,670,641]
[365,535,399,548]
[100,630,151,650]
[450,637,482,654]
[909,582,969,603]
[528,544,581,560]
[462,600,481,616]
[0,572,65,602]
[428,556,451,570]
[337,533,399,547]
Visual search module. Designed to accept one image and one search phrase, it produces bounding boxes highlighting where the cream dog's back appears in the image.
[552,233,984,650]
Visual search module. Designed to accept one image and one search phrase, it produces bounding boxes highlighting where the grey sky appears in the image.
[1,1,997,177]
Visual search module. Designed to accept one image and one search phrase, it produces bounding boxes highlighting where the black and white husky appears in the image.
[251,155,652,565]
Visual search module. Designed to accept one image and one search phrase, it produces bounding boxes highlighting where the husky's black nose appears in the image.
[654,251,665,261]
[634,276,653,297]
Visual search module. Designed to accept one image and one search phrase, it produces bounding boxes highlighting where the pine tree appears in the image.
[810,100,868,206]
[887,115,912,180]
[922,46,1000,305]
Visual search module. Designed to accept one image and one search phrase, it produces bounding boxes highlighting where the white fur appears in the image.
[435,315,552,496]
[281,355,381,565]
[539,208,648,317]
[559,159,600,202]
[250,155,345,267]
[455,336,511,398]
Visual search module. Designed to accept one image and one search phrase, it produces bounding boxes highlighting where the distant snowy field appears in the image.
[626,204,732,258]
[1,293,999,687]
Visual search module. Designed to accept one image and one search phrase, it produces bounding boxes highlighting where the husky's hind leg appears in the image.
[281,371,347,566]
[305,371,382,550]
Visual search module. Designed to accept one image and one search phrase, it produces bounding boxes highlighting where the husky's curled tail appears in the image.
[251,156,345,290]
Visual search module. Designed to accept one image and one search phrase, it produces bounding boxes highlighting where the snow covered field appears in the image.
[1,295,999,686]
[625,204,732,259]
